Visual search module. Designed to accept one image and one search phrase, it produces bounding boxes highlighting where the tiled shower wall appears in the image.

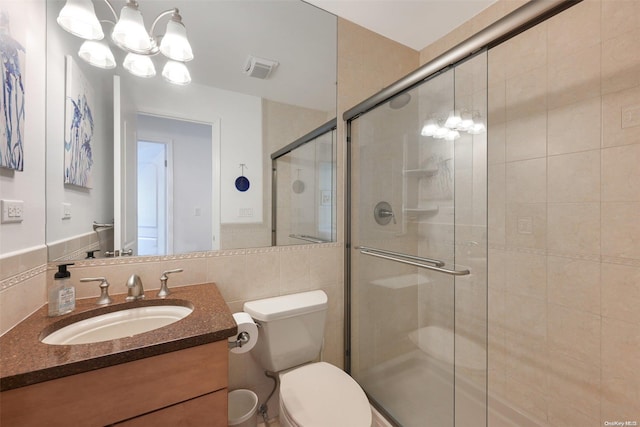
[415,0,640,424]
[485,1,640,425]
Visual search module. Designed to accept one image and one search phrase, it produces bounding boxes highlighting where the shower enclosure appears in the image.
[346,52,488,427]
[272,119,337,246]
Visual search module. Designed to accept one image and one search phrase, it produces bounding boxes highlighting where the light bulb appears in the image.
[421,119,438,136]
[434,127,449,139]
[160,16,194,62]
[123,53,156,78]
[444,110,462,129]
[162,60,191,85]
[458,111,474,131]
[57,0,104,40]
[112,2,153,53]
[469,122,486,134]
[445,130,460,141]
[78,40,116,69]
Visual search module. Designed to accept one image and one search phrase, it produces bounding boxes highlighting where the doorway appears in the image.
[137,140,171,256]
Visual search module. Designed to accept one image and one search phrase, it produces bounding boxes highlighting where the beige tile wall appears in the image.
[0,247,48,336]
[483,0,640,425]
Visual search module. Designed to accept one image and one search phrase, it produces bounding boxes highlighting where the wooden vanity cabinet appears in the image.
[0,341,228,427]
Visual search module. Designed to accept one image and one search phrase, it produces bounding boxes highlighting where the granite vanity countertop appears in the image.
[0,282,237,392]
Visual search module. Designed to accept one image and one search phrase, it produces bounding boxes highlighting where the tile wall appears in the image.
[485,0,640,425]
[416,0,639,424]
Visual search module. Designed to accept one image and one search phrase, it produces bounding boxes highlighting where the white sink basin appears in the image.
[41,305,193,345]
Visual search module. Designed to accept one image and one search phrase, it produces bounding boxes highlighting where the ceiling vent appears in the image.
[244,55,279,79]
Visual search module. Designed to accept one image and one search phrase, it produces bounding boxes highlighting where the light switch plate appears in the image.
[62,203,72,220]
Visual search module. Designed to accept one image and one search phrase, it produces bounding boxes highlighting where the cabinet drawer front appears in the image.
[115,389,227,427]
[1,341,228,426]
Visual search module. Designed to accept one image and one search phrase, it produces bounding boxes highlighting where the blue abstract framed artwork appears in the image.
[0,9,26,171]
[64,55,95,188]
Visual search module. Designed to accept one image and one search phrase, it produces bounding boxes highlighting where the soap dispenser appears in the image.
[49,263,76,317]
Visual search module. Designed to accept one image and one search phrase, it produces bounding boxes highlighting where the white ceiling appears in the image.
[305,0,497,51]
[76,0,495,111]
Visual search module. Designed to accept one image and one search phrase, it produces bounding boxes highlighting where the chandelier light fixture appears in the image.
[57,0,193,85]
[421,109,485,140]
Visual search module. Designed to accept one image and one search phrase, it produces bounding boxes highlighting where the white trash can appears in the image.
[228,389,258,427]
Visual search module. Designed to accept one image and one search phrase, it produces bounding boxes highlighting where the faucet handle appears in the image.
[80,277,113,305]
[158,268,183,298]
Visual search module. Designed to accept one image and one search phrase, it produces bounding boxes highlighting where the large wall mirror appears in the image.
[45,0,337,261]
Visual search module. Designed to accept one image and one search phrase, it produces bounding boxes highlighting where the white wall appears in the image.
[0,0,46,256]
[124,76,263,225]
[44,0,114,246]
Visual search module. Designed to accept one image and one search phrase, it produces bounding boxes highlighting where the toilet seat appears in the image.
[279,362,372,427]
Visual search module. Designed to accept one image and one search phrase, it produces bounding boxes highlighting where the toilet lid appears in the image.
[280,362,372,427]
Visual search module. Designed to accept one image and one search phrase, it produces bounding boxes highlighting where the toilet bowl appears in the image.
[278,362,372,427]
[242,291,371,427]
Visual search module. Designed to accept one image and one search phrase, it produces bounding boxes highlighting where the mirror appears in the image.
[272,119,337,246]
[45,0,337,261]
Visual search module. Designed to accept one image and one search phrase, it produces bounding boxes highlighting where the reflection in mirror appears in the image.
[272,120,337,246]
[45,0,337,261]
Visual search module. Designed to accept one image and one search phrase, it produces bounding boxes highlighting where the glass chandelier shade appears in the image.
[112,3,154,53]
[422,109,485,140]
[123,53,156,78]
[160,18,194,62]
[78,40,116,69]
[444,110,462,129]
[57,0,104,40]
[162,60,191,85]
[420,119,439,137]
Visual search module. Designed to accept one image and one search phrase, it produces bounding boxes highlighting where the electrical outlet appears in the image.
[622,104,640,129]
[1,199,24,223]
[238,208,254,217]
[517,217,533,235]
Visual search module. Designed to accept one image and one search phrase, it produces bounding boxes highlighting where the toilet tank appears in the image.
[243,290,328,372]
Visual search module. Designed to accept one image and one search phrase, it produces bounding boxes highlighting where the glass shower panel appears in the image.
[274,129,335,245]
[349,51,487,427]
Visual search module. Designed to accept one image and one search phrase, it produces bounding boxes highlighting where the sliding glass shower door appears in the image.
[348,51,487,427]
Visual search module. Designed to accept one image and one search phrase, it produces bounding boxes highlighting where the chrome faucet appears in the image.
[157,268,183,298]
[125,274,144,301]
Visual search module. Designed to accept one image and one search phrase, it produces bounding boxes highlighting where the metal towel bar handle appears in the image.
[289,234,330,244]
[356,246,470,276]
[356,246,445,267]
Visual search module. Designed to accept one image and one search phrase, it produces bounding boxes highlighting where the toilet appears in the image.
[243,290,372,427]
